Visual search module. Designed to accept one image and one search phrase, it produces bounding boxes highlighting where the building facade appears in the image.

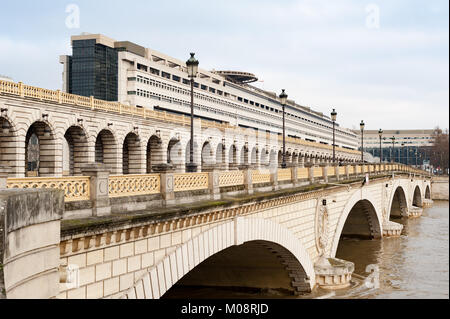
[353,129,435,166]
[60,33,359,151]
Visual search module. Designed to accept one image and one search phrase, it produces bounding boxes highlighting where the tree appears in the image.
[430,127,449,175]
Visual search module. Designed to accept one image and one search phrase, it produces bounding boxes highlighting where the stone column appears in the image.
[81,163,111,217]
[308,166,314,184]
[0,166,11,189]
[243,169,253,195]
[160,172,175,205]
[335,165,340,181]
[208,170,220,200]
[270,168,278,191]
[345,165,350,180]
[323,166,328,183]
[291,166,298,186]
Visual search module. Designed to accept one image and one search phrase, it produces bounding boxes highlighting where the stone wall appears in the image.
[431,176,449,200]
[0,188,63,299]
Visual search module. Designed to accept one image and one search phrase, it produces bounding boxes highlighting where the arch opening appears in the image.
[167,138,182,171]
[146,135,163,173]
[390,187,408,219]
[228,144,237,169]
[0,117,17,175]
[339,200,382,241]
[63,126,88,176]
[162,240,310,298]
[412,186,422,208]
[95,129,118,174]
[425,185,431,200]
[201,141,214,171]
[25,121,56,177]
[123,132,142,175]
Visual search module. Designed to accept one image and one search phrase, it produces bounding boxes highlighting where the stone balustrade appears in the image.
[0,163,432,219]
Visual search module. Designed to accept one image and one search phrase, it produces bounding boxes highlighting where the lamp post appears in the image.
[280,89,288,169]
[331,109,337,165]
[378,129,383,163]
[390,136,395,163]
[186,53,199,173]
[360,120,365,162]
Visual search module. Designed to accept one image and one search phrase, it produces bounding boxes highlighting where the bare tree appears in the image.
[431,127,449,175]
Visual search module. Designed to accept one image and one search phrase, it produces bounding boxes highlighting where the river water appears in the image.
[164,201,449,299]
[313,200,449,299]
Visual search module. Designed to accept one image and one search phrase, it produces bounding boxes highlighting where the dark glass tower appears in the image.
[70,39,118,101]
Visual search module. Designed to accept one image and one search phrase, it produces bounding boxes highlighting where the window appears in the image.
[137,63,148,72]
[162,71,171,79]
[217,90,223,95]
[183,78,189,85]
[201,85,207,90]
[172,75,181,82]
[150,68,160,76]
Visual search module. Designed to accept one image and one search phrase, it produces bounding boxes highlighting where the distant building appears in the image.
[0,75,13,82]
[60,33,359,150]
[353,129,435,166]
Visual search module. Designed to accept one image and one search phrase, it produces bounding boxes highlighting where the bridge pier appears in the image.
[423,199,433,208]
[314,256,354,290]
[408,206,423,218]
[382,221,403,237]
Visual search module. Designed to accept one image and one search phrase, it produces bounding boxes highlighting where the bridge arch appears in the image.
[425,185,431,199]
[331,191,382,257]
[167,137,182,171]
[123,217,315,299]
[412,185,422,207]
[389,186,408,219]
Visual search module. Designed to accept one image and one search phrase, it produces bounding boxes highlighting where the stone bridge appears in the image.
[0,163,432,299]
[0,80,436,300]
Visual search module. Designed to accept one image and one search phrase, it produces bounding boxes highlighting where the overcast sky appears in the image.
[0,0,448,131]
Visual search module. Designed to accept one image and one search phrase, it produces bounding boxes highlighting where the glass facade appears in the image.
[70,39,118,101]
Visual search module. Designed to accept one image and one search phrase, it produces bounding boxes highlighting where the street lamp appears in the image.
[360,120,365,162]
[378,129,383,163]
[390,136,396,163]
[186,53,199,173]
[280,89,288,169]
[331,109,337,164]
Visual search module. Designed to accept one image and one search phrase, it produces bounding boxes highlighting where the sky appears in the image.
[0,0,448,131]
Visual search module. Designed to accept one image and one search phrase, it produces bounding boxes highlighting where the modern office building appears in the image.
[353,129,435,165]
[60,33,359,150]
